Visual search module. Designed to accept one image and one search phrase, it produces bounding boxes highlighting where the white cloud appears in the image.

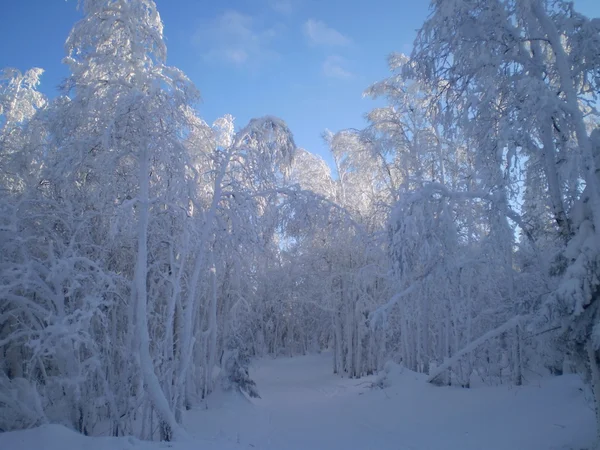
[303,19,351,47]
[195,10,281,67]
[323,55,352,79]
[269,0,294,15]
[222,49,249,65]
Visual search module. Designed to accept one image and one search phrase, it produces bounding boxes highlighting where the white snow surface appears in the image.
[1,352,595,450]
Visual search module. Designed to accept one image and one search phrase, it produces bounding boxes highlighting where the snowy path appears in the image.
[185,352,595,450]
[1,352,595,450]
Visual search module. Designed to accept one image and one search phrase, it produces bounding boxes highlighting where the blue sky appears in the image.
[1,0,599,166]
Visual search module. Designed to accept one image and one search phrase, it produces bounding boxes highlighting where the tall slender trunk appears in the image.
[539,110,571,238]
[531,0,600,233]
[134,143,183,440]
[176,147,232,409]
[205,251,218,397]
[587,341,600,447]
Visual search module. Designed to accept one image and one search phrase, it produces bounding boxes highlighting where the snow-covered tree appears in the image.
[400,0,600,432]
[0,68,46,192]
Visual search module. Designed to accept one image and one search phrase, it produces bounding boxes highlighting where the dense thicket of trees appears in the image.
[1,0,599,444]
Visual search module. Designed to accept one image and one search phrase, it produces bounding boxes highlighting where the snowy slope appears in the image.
[1,352,595,450]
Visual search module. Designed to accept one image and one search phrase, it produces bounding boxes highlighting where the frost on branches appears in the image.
[1,0,600,446]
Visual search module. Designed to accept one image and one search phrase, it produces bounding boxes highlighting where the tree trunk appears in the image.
[587,341,600,447]
[134,144,183,440]
[428,317,521,384]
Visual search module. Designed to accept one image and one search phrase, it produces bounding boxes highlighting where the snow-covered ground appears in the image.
[1,352,595,450]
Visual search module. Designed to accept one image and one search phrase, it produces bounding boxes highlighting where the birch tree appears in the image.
[404,0,600,417]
